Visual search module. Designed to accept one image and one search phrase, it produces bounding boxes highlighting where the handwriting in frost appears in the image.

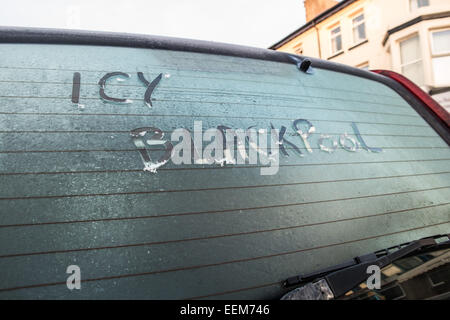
[71,71,163,109]
[69,71,383,175]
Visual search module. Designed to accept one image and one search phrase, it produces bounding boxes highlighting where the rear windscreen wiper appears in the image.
[281,234,450,300]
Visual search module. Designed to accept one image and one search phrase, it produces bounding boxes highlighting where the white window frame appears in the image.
[330,25,343,56]
[410,0,430,11]
[293,42,304,55]
[352,13,366,45]
[357,62,369,70]
[430,28,450,86]
[399,36,423,70]
[430,28,450,56]
[399,33,424,85]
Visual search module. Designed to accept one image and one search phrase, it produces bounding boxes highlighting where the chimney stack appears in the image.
[304,0,339,22]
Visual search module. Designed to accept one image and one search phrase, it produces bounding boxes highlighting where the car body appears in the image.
[0,27,448,299]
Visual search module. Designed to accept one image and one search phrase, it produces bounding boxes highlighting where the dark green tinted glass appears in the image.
[0,44,448,299]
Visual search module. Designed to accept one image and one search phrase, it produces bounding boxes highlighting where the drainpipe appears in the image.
[312,20,322,59]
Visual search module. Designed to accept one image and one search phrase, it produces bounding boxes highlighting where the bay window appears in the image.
[431,29,450,86]
[399,34,424,86]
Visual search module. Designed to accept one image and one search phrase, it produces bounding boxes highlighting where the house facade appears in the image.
[270,0,450,111]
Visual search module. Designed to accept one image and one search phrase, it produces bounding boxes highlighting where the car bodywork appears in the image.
[0,27,449,299]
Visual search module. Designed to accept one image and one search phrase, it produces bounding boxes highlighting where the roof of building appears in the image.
[269,0,357,49]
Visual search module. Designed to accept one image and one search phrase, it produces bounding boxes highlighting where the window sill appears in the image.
[327,51,344,60]
[349,39,368,51]
[431,52,450,58]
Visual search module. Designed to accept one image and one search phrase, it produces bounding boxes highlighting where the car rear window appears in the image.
[0,43,449,299]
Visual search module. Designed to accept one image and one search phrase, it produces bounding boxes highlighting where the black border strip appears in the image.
[327,51,345,60]
[0,26,448,145]
[348,39,368,51]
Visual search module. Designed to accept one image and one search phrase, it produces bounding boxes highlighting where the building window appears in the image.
[399,34,424,86]
[352,13,366,44]
[431,29,450,85]
[431,29,450,54]
[293,42,304,55]
[330,26,342,55]
[357,62,369,70]
[410,0,429,11]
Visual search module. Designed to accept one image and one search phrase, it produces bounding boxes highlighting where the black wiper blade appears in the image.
[284,251,378,288]
[282,234,450,300]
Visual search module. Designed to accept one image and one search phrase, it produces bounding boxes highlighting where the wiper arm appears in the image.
[282,234,450,300]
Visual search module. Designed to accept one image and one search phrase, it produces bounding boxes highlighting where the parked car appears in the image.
[0,27,448,299]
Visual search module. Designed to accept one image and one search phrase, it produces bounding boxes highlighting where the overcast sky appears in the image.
[0,0,307,48]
